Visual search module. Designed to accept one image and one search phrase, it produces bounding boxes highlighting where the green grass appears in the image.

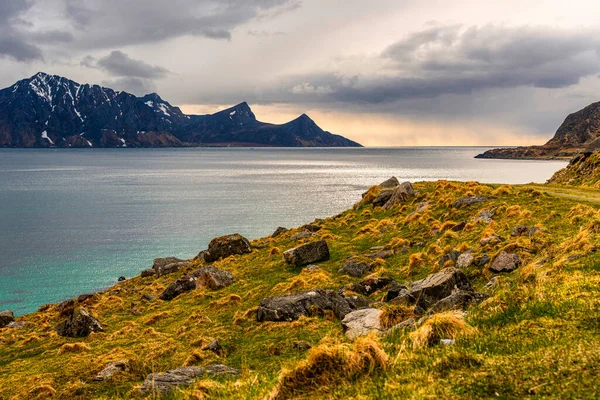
[1,179,600,399]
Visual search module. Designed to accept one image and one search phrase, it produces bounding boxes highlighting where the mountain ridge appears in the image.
[0,72,362,148]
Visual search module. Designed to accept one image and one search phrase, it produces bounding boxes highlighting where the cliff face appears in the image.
[548,150,600,187]
[476,102,600,159]
[0,73,362,148]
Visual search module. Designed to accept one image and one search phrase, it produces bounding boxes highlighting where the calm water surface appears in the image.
[0,147,567,314]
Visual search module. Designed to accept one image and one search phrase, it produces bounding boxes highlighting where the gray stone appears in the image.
[339,258,374,277]
[0,311,15,328]
[201,339,222,354]
[341,308,384,340]
[300,224,322,232]
[6,321,27,329]
[159,275,197,301]
[156,261,192,277]
[349,277,393,296]
[366,249,394,259]
[388,318,416,333]
[153,257,184,275]
[303,265,321,272]
[456,251,474,268]
[475,254,491,267]
[439,250,461,268]
[141,268,155,278]
[283,240,330,267]
[473,210,494,223]
[93,360,129,381]
[480,235,505,246]
[379,176,400,188]
[409,268,473,309]
[428,290,489,314]
[191,266,234,290]
[382,182,416,210]
[140,365,239,394]
[372,188,395,207]
[386,281,412,303]
[415,201,429,213]
[55,308,103,337]
[271,226,289,237]
[452,196,489,208]
[490,251,522,273]
[291,230,314,241]
[204,234,252,262]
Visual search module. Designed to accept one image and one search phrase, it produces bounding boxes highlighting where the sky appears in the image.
[1,0,599,146]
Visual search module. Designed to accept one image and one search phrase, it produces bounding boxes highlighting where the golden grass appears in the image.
[411,311,474,349]
[57,342,91,355]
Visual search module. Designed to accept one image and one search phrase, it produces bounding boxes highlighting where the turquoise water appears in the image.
[0,147,567,315]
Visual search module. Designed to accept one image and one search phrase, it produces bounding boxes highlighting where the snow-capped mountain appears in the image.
[0,73,362,148]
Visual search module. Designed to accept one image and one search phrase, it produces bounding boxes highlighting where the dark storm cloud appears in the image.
[0,0,43,61]
[95,51,171,79]
[101,77,157,96]
[287,25,600,104]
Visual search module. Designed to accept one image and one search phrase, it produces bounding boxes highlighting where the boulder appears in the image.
[271,226,289,237]
[456,251,474,268]
[93,360,129,381]
[283,240,330,267]
[372,188,395,208]
[153,257,183,274]
[204,234,252,262]
[379,176,400,188]
[300,224,322,232]
[349,277,393,295]
[155,261,192,277]
[475,254,491,267]
[366,249,394,259]
[118,276,126,282]
[339,258,374,277]
[428,290,489,314]
[159,275,197,301]
[409,268,473,309]
[55,308,103,337]
[140,365,239,394]
[341,308,384,340]
[511,225,530,237]
[256,289,367,322]
[141,269,155,278]
[291,230,314,241]
[438,250,461,268]
[201,339,222,354]
[0,311,15,328]
[490,251,522,273]
[385,282,411,302]
[451,221,467,232]
[473,210,494,223]
[480,235,505,246]
[6,321,27,329]
[382,182,416,210]
[452,196,489,208]
[191,266,234,290]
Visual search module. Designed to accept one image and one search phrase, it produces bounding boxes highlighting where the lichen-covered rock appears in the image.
[204,234,252,262]
[439,250,461,268]
[0,311,15,328]
[452,196,489,208]
[409,268,473,309]
[490,251,522,273]
[382,182,416,210]
[191,266,234,290]
[93,360,129,381]
[283,240,330,267]
[140,365,239,394]
[256,289,367,322]
[341,308,384,340]
[153,257,184,275]
[159,275,197,301]
[349,277,393,295]
[372,188,395,208]
[339,258,374,277]
[480,235,505,246]
[155,261,192,277]
[386,281,412,302]
[428,290,489,314]
[379,176,400,188]
[271,226,289,237]
[55,308,103,337]
[456,251,474,269]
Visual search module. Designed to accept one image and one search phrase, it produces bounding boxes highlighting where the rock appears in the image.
[6,321,27,329]
[341,308,384,340]
[370,246,385,251]
[155,261,192,277]
[140,365,239,394]
[379,176,400,188]
[438,250,461,268]
[489,251,522,273]
[415,202,429,213]
[475,254,491,267]
[292,340,312,351]
[484,276,499,289]
[366,249,394,259]
[201,339,222,354]
[204,234,252,262]
[385,281,411,302]
[428,290,489,313]
[372,188,395,208]
[118,276,126,282]
[303,265,321,272]
[382,182,416,210]
[272,226,289,237]
[191,266,234,290]
[55,308,104,337]
[93,360,129,381]
[339,258,374,277]
[452,196,488,208]
[456,251,474,268]
[480,235,505,246]
[300,224,322,232]
[409,268,473,309]
[511,225,530,237]
[0,311,15,328]
[256,289,367,322]
[153,257,184,274]
[440,339,455,346]
[77,293,96,302]
[389,318,416,333]
[291,230,314,241]
[159,275,197,301]
[473,210,494,223]
[142,293,156,301]
[451,221,467,232]
[141,268,155,278]
[349,277,393,295]
[283,240,330,267]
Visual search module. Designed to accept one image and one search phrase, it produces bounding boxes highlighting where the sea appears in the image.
[0,147,567,315]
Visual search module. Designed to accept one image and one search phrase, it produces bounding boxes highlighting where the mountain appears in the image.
[0,73,362,148]
[476,101,600,159]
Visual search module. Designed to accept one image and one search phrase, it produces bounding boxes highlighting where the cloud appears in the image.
[0,0,43,62]
[291,82,334,94]
[285,25,600,104]
[95,51,170,79]
[101,77,157,96]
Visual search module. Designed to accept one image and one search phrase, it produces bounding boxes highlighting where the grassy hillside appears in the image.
[549,151,600,187]
[1,179,600,399]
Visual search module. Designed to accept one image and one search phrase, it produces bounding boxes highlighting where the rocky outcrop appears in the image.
[55,308,103,337]
[382,182,416,210]
[283,240,330,266]
[140,365,239,394]
[408,268,473,309]
[548,150,600,186]
[0,311,15,328]
[153,257,191,277]
[489,251,522,273]
[341,308,384,340]
[204,234,252,262]
[159,275,197,301]
[256,289,368,322]
[191,266,234,290]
